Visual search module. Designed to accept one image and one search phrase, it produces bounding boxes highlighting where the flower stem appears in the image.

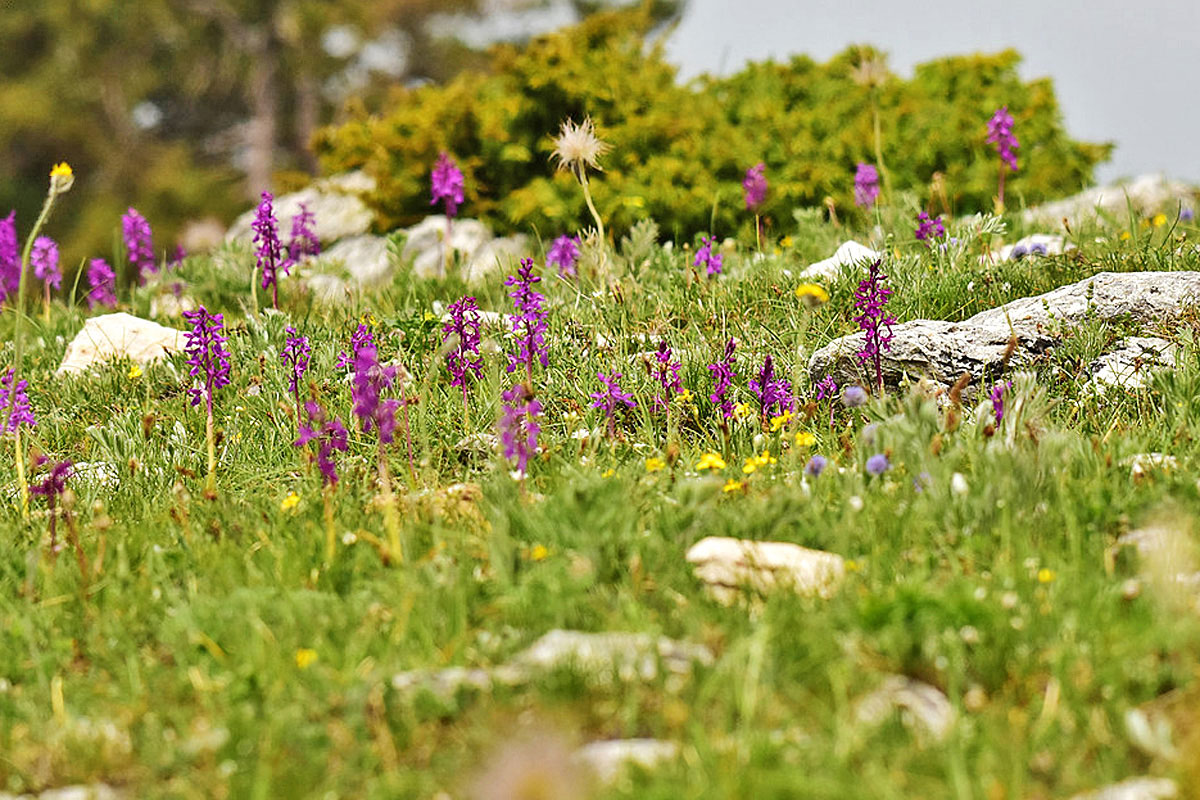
[323,484,336,564]
[14,430,28,518]
[205,405,216,495]
[579,171,605,244]
[996,167,1007,214]
[377,442,403,564]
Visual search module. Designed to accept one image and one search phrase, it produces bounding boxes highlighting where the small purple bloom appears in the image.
[294,400,348,485]
[986,106,1019,172]
[287,202,320,266]
[31,237,60,290]
[853,260,896,393]
[335,323,375,370]
[590,371,637,434]
[30,459,72,500]
[168,244,186,269]
[547,235,580,278]
[914,212,946,243]
[748,354,794,416]
[86,259,117,309]
[815,374,839,402]
[693,236,723,277]
[652,340,683,410]
[865,453,890,476]
[252,192,285,306]
[430,152,465,219]
[351,345,401,445]
[0,211,18,302]
[1010,243,1029,260]
[443,296,484,388]
[804,455,828,478]
[0,368,35,434]
[1028,242,1048,256]
[122,208,156,282]
[842,386,868,408]
[990,380,1012,425]
[854,163,880,209]
[498,382,542,476]
[707,337,738,419]
[505,258,549,379]
[1180,206,1195,222]
[743,163,767,211]
[280,327,311,396]
[183,306,232,416]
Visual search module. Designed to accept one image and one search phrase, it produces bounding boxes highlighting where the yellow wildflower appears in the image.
[676,389,694,405]
[423,310,435,321]
[722,479,744,493]
[846,560,860,573]
[742,451,775,474]
[769,410,794,432]
[696,452,726,471]
[794,283,830,307]
[1152,213,1167,227]
[601,468,615,478]
[49,162,74,194]
[280,492,300,512]
[780,236,794,249]
[1119,231,1131,241]
[530,544,549,562]
[128,364,143,380]
[50,162,73,178]
[733,402,753,421]
[645,457,666,473]
[1037,568,1056,584]
[295,649,318,669]
[794,431,816,448]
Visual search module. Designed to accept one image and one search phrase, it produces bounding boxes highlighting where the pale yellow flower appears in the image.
[280,492,300,512]
[551,116,611,178]
[1120,231,1131,241]
[128,364,143,380]
[722,479,744,493]
[742,451,775,474]
[769,410,794,432]
[794,431,816,448]
[645,457,666,473]
[795,283,830,307]
[696,452,726,471]
[780,236,794,249]
[733,402,753,421]
[601,468,615,478]
[295,648,318,669]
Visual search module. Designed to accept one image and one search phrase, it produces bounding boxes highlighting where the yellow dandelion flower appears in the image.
[722,479,744,493]
[1037,568,1056,584]
[50,162,73,178]
[769,410,794,432]
[645,457,666,473]
[530,544,549,562]
[295,648,318,669]
[795,283,830,307]
[128,364,143,380]
[1152,213,1167,227]
[794,431,816,448]
[696,452,726,471]
[280,492,300,512]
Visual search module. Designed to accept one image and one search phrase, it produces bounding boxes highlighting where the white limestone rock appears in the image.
[319,234,392,286]
[1085,337,1177,394]
[401,215,493,280]
[854,675,955,744]
[573,739,679,783]
[1067,777,1178,800]
[799,241,881,282]
[686,536,845,602]
[1024,174,1193,228]
[225,171,375,246]
[57,313,184,376]
[463,234,530,285]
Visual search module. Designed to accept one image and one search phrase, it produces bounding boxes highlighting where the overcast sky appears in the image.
[662,0,1200,183]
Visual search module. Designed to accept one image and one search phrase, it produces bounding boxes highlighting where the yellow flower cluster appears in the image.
[794,283,830,307]
[769,410,793,432]
[645,457,665,473]
[696,452,726,471]
[742,451,776,474]
[794,431,816,448]
[722,479,744,493]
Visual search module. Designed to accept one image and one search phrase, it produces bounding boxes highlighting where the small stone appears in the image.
[1067,777,1178,800]
[686,536,845,602]
[1123,453,1177,481]
[402,216,493,280]
[1085,337,1177,394]
[225,171,375,246]
[390,666,493,699]
[57,313,184,376]
[1122,579,1143,600]
[572,739,679,783]
[799,240,882,282]
[854,674,955,743]
[0,785,123,800]
[319,234,392,286]
[510,629,714,682]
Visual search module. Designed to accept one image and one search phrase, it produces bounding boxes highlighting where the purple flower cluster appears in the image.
[280,327,311,396]
[990,380,1012,425]
[444,296,484,388]
[122,208,156,282]
[351,345,400,444]
[652,340,683,410]
[287,203,320,266]
[169,244,187,270]
[707,337,738,419]
[547,235,580,277]
[804,455,828,478]
[499,383,542,476]
[504,258,548,379]
[843,385,868,408]
[30,459,72,501]
[431,152,465,218]
[0,211,18,303]
[853,260,896,393]
[1,368,35,433]
[854,163,880,209]
[986,106,1019,172]
[32,237,61,290]
[590,371,637,432]
[183,306,232,415]
[336,323,375,370]
[295,400,349,485]
[743,163,767,211]
[865,453,890,476]
[748,354,794,415]
[914,212,946,243]
[814,374,839,401]
[693,236,723,277]
[252,192,285,306]
[87,259,117,309]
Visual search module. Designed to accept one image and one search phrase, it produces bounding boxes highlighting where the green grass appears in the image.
[2,204,1200,799]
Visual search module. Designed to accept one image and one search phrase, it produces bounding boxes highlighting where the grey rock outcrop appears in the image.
[319,234,392,286]
[1085,337,1177,393]
[401,215,492,280]
[809,271,1200,390]
[1023,174,1193,228]
[225,171,375,247]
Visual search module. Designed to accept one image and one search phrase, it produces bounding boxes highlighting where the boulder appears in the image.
[1023,174,1193,228]
[854,674,955,744]
[1085,337,1177,393]
[573,740,679,783]
[463,234,530,285]
[57,313,184,376]
[319,234,392,286]
[809,271,1200,390]
[799,241,882,282]
[225,171,375,247]
[686,536,845,602]
[401,216,492,280]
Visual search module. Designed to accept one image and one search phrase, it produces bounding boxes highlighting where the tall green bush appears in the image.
[315,8,1111,241]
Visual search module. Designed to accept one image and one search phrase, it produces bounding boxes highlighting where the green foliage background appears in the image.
[316,9,1112,241]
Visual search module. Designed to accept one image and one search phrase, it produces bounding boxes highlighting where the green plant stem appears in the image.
[579,171,604,244]
[205,406,216,495]
[377,443,403,564]
[323,485,336,564]
[14,431,28,517]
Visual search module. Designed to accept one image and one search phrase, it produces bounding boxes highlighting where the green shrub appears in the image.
[315,8,1111,242]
